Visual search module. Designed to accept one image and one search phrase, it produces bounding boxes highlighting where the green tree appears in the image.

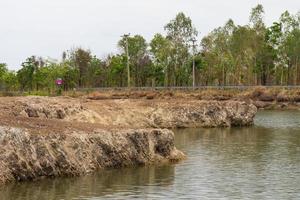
[164,12,198,45]
[85,56,102,88]
[69,48,92,87]
[118,35,148,86]
[0,63,8,90]
[150,33,172,86]
[108,54,127,87]
[201,20,236,85]
[0,63,7,77]
[17,57,36,91]
[164,12,198,86]
[2,71,18,91]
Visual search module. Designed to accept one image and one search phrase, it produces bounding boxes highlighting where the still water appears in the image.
[1,111,300,200]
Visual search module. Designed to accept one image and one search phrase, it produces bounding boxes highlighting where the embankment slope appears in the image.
[0,96,257,184]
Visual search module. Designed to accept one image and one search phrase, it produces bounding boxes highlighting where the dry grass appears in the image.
[82,88,240,101]
[3,87,300,103]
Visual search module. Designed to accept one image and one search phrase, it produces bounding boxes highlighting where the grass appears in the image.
[1,87,300,102]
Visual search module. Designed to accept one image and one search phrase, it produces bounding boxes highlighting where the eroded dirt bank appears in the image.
[2,96,257,128]
[0,126,183,185]
[0,96,257,184]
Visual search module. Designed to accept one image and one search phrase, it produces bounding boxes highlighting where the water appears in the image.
[1,110,300,200]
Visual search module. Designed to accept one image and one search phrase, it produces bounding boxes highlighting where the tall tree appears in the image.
[249,4,269,85]
[107,54,127,87]
[17,57,36,91]
[118,35,148,86]
[0,63,8,90]
[164,12,198,86]
[150,33,172,86]
[69,48,92,87]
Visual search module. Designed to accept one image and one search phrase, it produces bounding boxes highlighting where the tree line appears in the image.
[1,4,300,92]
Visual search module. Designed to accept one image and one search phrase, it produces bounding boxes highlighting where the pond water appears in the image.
[1,111,300,200]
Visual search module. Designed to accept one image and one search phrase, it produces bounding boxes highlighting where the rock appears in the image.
[225,101,257,126]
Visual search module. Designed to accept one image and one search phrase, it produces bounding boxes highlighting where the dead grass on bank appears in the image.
[238,87,300,102]
[2,87,300,103]
[83,88,238,101]
[83,87,300,103]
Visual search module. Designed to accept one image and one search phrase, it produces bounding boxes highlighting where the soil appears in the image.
[0,95,257,184]
[0,96,257,132]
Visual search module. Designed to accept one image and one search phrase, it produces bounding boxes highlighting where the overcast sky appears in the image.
[0,0,299,70]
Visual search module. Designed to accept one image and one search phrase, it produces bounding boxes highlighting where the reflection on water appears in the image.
[0,165,175,200]
[1,111,300,199]
[174,126,300,199]
[255,110,300,129]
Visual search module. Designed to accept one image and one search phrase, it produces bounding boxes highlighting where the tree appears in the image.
[2,71,18,91]
[150,34,172,86]
[250,4,265,32]
[0,63,7,76]
[108,54,127,87]
[278,11,300,85]
[2,6,300,90]
[164,12,198,86]
[0,63,8,90]
[164,12,198,45]
[265,22,284,85]
[283,29,300,84]
[69,48,92,87]
[17,57,36,91]
[118,35,148,86]
[201,20,236,85]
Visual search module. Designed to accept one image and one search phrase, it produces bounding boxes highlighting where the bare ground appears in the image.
[0,95,257,184]
[0,96,257,133]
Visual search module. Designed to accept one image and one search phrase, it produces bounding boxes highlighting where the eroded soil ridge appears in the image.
[0,126,183,185]
[0,96,257,184]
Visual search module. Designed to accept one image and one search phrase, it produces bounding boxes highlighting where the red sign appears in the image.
[55,78,63,85]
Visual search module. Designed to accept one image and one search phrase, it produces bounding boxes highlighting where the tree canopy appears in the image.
[1,5,300,93]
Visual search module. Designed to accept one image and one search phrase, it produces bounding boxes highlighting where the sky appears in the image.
[0,0,299,70]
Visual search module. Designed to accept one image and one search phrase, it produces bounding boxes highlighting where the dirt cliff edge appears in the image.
[0,126,183,185]
[0,97,257,184]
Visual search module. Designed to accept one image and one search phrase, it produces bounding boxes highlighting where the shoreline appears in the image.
[2,87,300,110]
[0,127,184,185]
[0,96,257,185]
